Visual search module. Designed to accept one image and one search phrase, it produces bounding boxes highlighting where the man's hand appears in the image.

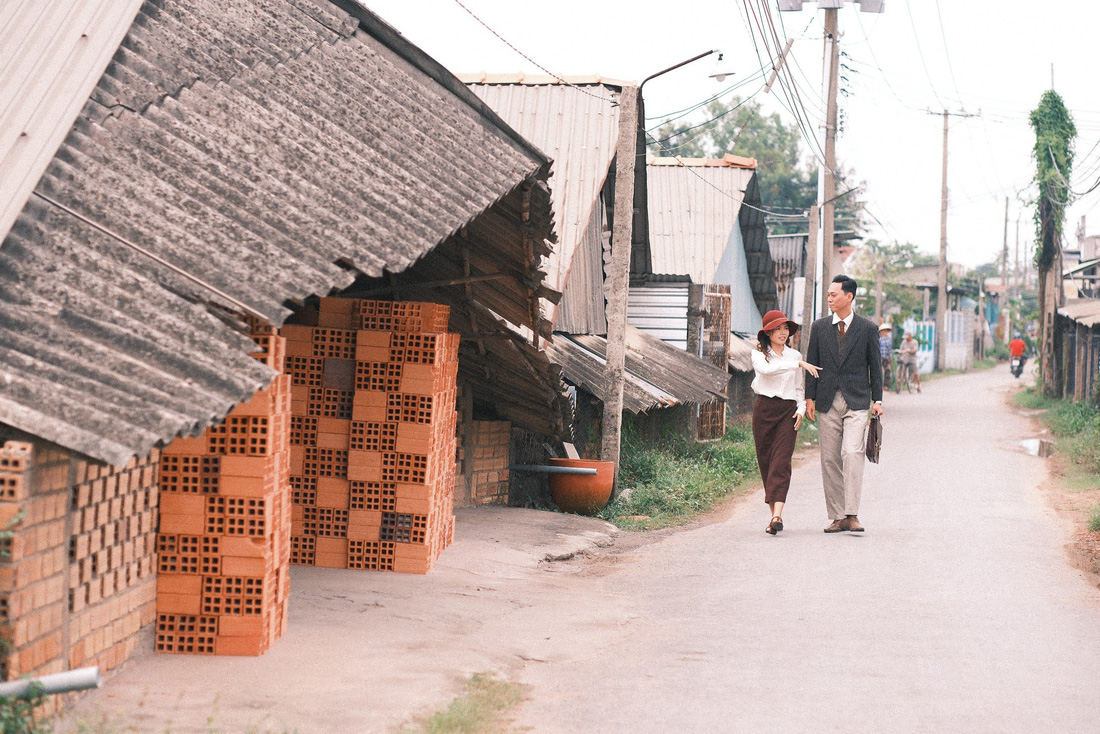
[871,402,884,417]
[805,398,816,422]
[794,413,803,430]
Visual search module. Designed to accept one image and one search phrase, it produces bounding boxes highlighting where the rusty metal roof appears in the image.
[647,158,777,330]
[1059,298,1100,328]
[462,77,622,332]
[0,0,556,465]
[546,326,730,414]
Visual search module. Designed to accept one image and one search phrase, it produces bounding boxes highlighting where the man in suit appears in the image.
[804,275,884,533]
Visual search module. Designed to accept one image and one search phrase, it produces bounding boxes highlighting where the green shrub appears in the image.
[601,421,760,529]
[1090,504,1100,534]
[1012,388,1055,410]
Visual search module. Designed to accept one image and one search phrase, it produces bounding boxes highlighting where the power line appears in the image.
[450,0,617,105]
[904,1,946,108]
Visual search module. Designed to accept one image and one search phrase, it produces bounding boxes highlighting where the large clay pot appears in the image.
[547,458,615,515]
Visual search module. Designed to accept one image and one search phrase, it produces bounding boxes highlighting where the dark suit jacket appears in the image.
[804,313,884,412]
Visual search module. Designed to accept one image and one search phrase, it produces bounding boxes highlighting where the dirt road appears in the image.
[511,365,1100,732]
[58,366,1100,732]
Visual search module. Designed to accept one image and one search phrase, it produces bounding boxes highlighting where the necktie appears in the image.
[838,321,846,343]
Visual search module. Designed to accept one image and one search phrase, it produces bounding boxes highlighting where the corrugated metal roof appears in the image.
[1059,298,1100,327]
[0,0,556,465]
[647,159,777,323]
[463,78,621,328]
[546,326,729,414]
[0,0,145,248]
[556,197,609,334]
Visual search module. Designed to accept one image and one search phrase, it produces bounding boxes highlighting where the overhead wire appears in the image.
[449,0,617,104]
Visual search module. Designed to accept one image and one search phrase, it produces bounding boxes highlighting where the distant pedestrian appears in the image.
[751,310,821,535]
[804,275,884,533]
[878,322,894,391]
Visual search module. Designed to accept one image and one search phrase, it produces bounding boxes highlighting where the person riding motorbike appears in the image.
[1009,333,1027,378]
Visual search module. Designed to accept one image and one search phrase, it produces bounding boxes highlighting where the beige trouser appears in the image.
[817,392,869,519]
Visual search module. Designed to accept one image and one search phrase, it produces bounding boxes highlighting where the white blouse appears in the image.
[750,346,806,416]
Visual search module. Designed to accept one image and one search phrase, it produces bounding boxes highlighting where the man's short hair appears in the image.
[832,274,857,296]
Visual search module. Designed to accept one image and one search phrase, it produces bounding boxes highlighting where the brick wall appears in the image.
[0,435,159,701]
[154,324,291,656]
[283,298,458,574]
[464,421,510,505]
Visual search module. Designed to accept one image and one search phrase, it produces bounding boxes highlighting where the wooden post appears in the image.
[686,283,705,441]
[1076,322,1088,401]
[802,204,820,350]
[600,85,638,494]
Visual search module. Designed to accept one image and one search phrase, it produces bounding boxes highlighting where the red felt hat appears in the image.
[758,310,799,342]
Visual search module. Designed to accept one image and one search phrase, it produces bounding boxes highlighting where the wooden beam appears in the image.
[600,85,638,494]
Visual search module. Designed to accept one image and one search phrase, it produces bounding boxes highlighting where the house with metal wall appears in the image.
[462,75,731,459]
[632,155,779,418]
[1054,299,1100,404]
[0,0,566,686]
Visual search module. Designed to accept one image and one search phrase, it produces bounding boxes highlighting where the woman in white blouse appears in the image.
[751,310,820,535]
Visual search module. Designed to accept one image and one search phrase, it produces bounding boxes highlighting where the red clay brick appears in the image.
[214,635,265,656]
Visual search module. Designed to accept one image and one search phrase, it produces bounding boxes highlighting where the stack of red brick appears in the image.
[155,324,291,656]
[282,298,458,574]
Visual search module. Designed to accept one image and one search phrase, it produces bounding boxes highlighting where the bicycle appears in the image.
[894,350,920,394]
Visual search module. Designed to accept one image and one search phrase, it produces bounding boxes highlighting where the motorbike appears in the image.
[1010,355,1025,378]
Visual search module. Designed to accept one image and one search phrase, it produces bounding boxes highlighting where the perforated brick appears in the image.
[289,476,317,506]
[349,422,397,453]
[347,540,396,571]
[349,481,396,512]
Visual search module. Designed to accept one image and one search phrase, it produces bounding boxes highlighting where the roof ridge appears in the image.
[457,71,631,88]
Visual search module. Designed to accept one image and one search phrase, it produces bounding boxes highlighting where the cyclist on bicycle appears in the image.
[898,331,921,392]
[878,322,894,391]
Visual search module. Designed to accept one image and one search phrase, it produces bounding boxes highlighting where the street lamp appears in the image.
[640,49,731,92]
[602,50,735,488]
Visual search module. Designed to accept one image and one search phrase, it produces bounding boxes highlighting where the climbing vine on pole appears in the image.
[1029,90,1075,268]
[1029,90,1075,397]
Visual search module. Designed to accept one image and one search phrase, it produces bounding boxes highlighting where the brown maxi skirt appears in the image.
[751,394,798,504]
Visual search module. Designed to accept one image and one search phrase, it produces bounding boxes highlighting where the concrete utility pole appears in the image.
[1002,196,1010,343]
[820,7,840,315]
[600,84,637,489]
[1014,216,1021,299]
[932,108,977,371]
[935,110,949,372]
[802,204,820,347]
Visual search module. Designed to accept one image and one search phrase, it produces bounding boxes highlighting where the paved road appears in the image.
[513,365,1100,733]
[56,366,1100,732]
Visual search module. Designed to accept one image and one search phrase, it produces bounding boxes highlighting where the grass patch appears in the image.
[972,357,998,370]
[407,674,526,734]
[1090,505,1100,534]
[1024,394,1100,476]
[598,421,759,530]
[1012,387,1056,411]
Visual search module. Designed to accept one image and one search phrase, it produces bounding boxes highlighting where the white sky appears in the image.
[361,0,1100,269]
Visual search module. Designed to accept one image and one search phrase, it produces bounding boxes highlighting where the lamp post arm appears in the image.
[640,49,719,91]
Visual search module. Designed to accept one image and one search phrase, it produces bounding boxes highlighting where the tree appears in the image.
[1029,90,1075,397]
[647,97,866,235]
[850,239,922,320]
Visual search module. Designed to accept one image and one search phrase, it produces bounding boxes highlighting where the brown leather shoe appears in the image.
[823,519,845,533]
[846,515,865,532]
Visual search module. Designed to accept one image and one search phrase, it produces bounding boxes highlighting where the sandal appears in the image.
[766,516,783,535]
